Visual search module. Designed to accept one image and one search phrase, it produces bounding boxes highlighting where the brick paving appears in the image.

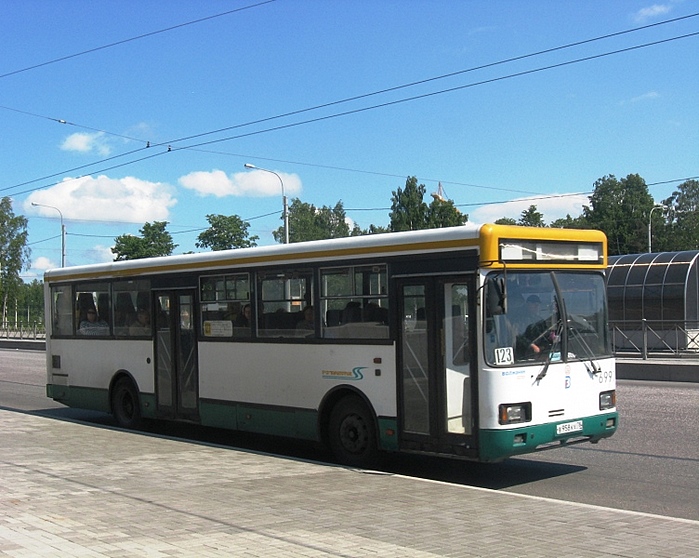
[1,409,697,557]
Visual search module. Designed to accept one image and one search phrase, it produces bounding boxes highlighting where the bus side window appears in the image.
[51,286,73,336]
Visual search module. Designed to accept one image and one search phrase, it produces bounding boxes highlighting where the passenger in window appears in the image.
[78,308,109,336]
[296,305,315,332]
[234,304,251,327]
[129,308,151,335]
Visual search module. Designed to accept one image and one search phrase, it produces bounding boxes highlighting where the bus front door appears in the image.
[154,290,199,422]
[397,278,476,457]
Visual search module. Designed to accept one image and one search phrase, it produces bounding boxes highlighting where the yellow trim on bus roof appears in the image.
[45,234,479,283]
[479,223,608,269]
[43,224,608,283]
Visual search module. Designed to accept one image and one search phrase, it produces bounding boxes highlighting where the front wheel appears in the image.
[111,377,141,429]
[328,395,378,467]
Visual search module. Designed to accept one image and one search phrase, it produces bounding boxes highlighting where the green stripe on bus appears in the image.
[200,400,319,441]
[478,412,618,462]
[47,384,156,419]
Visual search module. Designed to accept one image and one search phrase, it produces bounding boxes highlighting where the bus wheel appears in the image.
[329,395,377,467]
[111,378,141,429]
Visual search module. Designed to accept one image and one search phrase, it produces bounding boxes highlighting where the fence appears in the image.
[3,318,699,358]
[0,321,46,340]
[610,319,699,359]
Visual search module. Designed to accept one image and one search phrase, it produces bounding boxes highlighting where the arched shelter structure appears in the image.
[607,250,699,351]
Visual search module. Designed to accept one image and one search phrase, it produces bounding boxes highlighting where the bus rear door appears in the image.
[153,290,199,422]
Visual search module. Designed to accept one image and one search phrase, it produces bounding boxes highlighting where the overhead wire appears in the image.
[9,13,698,241]
[8,28,698,203]
[0,0,278,80]
[4,13,698,199]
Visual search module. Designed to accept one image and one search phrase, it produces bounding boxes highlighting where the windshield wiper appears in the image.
[534,318,563,383]
[567,318,602,376]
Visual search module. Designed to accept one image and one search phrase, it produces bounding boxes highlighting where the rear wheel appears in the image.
[329,395,378,467]
[111,378,141,429]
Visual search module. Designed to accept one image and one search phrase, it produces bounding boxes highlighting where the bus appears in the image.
[44,223,617,465]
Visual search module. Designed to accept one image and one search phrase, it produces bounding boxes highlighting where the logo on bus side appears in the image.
[322,367,366,381]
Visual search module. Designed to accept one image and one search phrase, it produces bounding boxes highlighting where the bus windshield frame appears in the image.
[484,270,611,367]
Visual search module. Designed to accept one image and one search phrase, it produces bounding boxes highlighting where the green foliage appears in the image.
[549,214,587,229]
[16,279,44,324]
[494,217,517,226]
[427,198,468,228]
[360,224,390,235]
[196,214,258,251]
[0,197,31,322]
[389,177,429,232]
[661,180,699,251]
[112,221,177,260]
[518,205,545,227]
[582,174,654,255]
[274,199,352,243]
[390,177,467,232]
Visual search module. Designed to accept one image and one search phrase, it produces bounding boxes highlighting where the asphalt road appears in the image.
[2,349,698,521]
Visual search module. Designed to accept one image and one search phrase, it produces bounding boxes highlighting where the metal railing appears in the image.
[611,319,699,359]
[0,321,46,340]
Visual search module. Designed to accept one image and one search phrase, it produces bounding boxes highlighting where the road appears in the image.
[2,349,698,521]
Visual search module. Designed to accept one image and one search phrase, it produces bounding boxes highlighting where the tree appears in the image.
[112,221,177,260]
[582,174,654,255]
[661,179,699,251]
[518,205,545,227]
[427,197,468,228]
[17,279,44,325]
[389,176,467,232]
[273,199,352,243]
[494,217,517,226]
[359,224,390,235]
[550,214,587,229]
[196,214,258,251]
[0,197,31,323]
[389,177,429,232]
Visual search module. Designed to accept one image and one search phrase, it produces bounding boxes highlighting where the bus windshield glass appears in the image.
[484,271,611,366]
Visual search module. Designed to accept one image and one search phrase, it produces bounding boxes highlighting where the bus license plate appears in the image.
[556,420,583,435]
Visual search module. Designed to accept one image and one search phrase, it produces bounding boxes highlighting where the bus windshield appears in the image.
[484,270,611,366]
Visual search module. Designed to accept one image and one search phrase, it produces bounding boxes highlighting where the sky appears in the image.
[2,0,697,280]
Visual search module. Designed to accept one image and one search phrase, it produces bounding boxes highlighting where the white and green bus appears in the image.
[44,224,617,465]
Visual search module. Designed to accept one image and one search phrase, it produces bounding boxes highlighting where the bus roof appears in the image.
[43,224,607,283]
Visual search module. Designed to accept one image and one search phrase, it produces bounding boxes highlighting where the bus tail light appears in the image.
[499,402,531,425]
[599,390,616,410]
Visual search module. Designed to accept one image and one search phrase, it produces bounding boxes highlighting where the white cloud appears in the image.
[60,132,111,156]
[179,169,302,198]
[86,244,116,264]
[630,91,660,103]
[32,256,57,271]
[25,175,177,223]
[633,4,671,22]
[469,194,589,225]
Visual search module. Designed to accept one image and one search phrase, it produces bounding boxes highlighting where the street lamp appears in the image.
[648,205,666,253]
[32,202,66,267]
[244,163,289,244]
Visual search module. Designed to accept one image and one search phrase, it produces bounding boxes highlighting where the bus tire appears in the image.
[111,377,141,429]
[329,395,377,468]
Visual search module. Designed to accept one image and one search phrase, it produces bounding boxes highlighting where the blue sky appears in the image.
[2,1,697,279]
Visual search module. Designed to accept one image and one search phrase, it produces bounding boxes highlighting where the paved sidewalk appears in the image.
[1,410,697,557]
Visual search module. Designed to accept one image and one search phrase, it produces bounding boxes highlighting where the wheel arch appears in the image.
[108,370,140,414]
[318,385,378,448]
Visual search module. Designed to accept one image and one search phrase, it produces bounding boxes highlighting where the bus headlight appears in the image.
[599,390,616,410]
[499,402,531,425]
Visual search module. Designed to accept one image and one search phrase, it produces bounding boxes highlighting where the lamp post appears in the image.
[244,163,289,244]
[648,205,666,253]
[32,202,66,267]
